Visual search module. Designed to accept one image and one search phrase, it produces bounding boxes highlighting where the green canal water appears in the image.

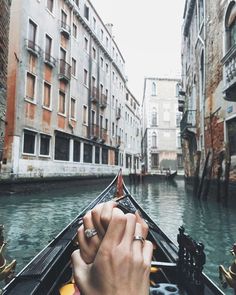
[0,178,236,294]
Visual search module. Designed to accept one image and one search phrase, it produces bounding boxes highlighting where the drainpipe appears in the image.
[202,0,206,159]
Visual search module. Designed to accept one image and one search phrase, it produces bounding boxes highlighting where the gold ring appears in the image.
[84,228,97,239]
[133,235,145,244]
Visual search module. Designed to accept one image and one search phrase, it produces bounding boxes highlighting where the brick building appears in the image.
[0,0,11,170]
[180,0,236,185]
[1,0,141,180]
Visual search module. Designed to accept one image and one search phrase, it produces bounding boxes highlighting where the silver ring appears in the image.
[133,235,145,244]
[84,228,97,239]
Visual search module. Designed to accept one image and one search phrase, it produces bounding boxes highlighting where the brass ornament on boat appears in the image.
[0,225,16,284]
[219,243,236,291]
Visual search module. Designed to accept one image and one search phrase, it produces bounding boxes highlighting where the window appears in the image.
[93,17,96,30]
[105,63,109,73]
[45,34,52,60]
[152,107,158,126]
[106,36,109,48]
[152,132,157,148]
[40,134,50,156]
[151,154,159,168]
[112,122,115,136]
[59,90,65,114]
[26,72,36,101]
[73,140,80,162]
[92,47,96,60]
[102,148,108,164]
[61,10,67,26]
[70,97,76,119]
[84,69,88,86]
[72,23,77,38]
[23,130,36,154]
[55,134,69,161]
[227,118,236,155]
[84,4,89,20]
[198,0,204,27]
[84,37,88,51]
[105,118,108,130]
[84,143,92,163]
[72,58,76,76]
[226,2,236,50]
[101,29,104,40]
[43,81,51,108]
[28,19,37,47]
[83,105,88,124]
[115,151,119,166]
[95,146,100,164]
[152,82,157,96]
[46,0,53,12]
[100,57,104,68]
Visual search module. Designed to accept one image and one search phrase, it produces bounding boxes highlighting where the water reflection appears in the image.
[0,178,236,294]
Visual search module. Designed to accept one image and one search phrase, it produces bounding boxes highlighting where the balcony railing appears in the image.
[44,53,56,67]
[116,107,121,120]
[91,123,99,139]
[222,44,236,101]
[26,39,42,56]
[91,87,98,103]
[59,59,71,82]
[180,110,196,135]
[100,94,108,108]
[60,21,71,38]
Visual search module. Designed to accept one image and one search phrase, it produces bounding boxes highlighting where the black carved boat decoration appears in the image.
[2,171,224,295]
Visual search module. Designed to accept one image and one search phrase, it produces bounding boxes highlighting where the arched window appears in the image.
[152,132,157,148]
[152,82,157,96]
[152,107,158,126]
[225,1,236,52]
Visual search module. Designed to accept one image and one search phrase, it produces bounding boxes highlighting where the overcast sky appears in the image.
[91,0,186,101]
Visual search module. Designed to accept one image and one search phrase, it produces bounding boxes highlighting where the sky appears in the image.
[91,0,186,101]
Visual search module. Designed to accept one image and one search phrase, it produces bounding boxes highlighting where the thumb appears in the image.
[71,249,91,290]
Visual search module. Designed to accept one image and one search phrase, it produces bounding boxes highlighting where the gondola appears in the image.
[2,171,224,295]
[143,170,177,181]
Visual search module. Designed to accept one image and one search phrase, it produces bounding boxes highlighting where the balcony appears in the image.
[60,21,71,39]
[91,87,98,103]
[116,135,121,148]
[180,110,196,138]
[100,94,108,109]
[222,44,236,101]
[44,53,56,68]
[58,59,71,82]
[99,128,108,143]
[91,123,99,140]
[116,107,121,120]
[26,39,41,57]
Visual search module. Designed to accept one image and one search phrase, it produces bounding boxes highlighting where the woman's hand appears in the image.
[77,201,149,264]
[72,208,153,295]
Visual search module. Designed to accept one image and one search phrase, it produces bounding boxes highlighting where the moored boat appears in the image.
[2,171,224,295]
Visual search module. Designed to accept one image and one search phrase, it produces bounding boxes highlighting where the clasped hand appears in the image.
[71,201,153,295]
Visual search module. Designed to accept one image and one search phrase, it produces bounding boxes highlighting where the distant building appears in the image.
[1,0,141,180]
[180,0,236,184]
[142,78,182,174]
[0,0,11,170]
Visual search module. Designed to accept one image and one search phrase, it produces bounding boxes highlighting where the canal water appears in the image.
[0,177,236,294]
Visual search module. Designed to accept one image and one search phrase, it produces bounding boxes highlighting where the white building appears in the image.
[142,78,182,174]
[1,0,141,180]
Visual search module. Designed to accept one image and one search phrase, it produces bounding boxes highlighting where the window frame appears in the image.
[39,133,51,157]
[25,71,37,104]
[42,80,52,110]
[22,129,37,156]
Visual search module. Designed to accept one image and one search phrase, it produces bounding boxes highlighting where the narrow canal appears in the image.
[0,177,236,294]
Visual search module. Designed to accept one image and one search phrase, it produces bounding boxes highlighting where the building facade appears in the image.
[180,0,236,184]
[0,0,11,170]
[1,0,141,180]
[142,78,182,174]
